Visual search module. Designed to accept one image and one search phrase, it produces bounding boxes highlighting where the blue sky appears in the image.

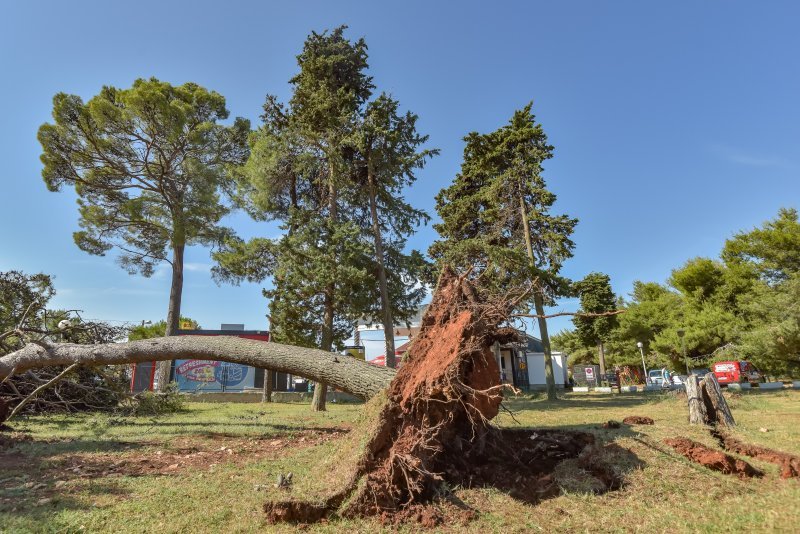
[1,1,798,355]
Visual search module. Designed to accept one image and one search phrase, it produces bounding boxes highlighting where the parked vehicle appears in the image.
[671,374,688,386]
[712,361,765,386]
[648,369,675,387]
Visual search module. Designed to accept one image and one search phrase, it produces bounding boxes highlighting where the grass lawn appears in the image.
[1,390,798,533]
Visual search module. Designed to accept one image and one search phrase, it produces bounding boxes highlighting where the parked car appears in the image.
[647,369,676,387]
[671,374,688,386]
[712,361,765,386]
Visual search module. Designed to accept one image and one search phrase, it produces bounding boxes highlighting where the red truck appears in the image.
[712,360,764,386]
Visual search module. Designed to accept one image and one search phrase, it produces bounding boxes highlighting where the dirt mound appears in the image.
[264,269,633,524]
[664,437,763,478]
[623,416,654,425]
[717,434,800,479]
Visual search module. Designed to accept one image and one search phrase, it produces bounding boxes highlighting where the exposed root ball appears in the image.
[264,269,636,524]
[664,437,763,478]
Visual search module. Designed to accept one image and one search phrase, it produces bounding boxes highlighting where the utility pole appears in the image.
[637,341,648,384]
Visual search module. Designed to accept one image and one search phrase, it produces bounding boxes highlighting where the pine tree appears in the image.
[38,78,249,390]
[349,94,436,367]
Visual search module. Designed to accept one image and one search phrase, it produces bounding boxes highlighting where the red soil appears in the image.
[664,437,763,479]
[622,416,654,425]
[718,435,800,479]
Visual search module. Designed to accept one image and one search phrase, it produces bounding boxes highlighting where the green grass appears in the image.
[1,391,799,533]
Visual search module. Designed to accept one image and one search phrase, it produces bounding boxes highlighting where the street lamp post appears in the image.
[637,341,648,385]
[677,328,689,375]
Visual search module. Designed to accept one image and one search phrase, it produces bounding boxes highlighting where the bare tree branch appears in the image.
[7,363,79,421]
[511,309,626,320]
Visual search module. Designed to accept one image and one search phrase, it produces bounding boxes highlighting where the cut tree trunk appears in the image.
[0,336,395,401]
[686,373,735,427]
[702,373,735,427]
[685,375,708,425]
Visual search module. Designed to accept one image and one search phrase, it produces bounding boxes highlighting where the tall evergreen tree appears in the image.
[349,94,436,367]
[38,78,249,390]
[214,27,431,408]
[430,103,577,400]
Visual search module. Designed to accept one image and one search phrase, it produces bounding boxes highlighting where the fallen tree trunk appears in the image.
[0,336,396,400]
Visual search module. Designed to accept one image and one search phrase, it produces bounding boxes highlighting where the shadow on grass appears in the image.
[0,444,134,523]
[504,392,673,411]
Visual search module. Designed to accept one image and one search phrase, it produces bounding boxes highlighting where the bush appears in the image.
[121,383,185,416]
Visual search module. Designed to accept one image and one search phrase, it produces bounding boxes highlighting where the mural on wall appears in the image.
[175,359,255,392]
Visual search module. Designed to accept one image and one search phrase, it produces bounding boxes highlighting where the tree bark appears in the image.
[367,167,396,368]
[686,374,707,425]
[520,195,558,401]
[263,370,274,402]
[534,292,557,400]
[598,341,607,379]
[685,373,735,427]
[702,373,735,427]
[158,240,185,392]
[0,336,395,401]
[313,159,338,412]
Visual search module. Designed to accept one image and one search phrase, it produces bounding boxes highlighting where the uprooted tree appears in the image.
[0,269,625,523]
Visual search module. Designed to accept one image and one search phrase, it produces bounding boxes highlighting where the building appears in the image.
[494,332,569,391]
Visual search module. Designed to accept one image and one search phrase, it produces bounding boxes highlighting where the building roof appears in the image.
[499,331,544,353]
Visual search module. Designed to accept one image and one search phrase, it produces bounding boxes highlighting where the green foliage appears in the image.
[0,270,55,354]
[551,329,594,365]
[669,257,725,303]
[122,383,185,416]
[429,103,577,303]
[560,208,800,377]
[739,275,800,377]
[38,78,250,275]
[127,317,199,341]
[214,27,432,352]
[573,273,618,347]
[722,207,800,284]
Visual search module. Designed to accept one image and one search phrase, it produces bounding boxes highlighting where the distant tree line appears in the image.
[554,208,800,378]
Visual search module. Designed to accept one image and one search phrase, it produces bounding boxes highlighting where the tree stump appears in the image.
[702,373,735,427]
[686,375,707,425]
[686,373,735,427]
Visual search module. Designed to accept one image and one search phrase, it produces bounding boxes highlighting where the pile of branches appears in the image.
[0,364,128,418]
[1,305,131,422]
